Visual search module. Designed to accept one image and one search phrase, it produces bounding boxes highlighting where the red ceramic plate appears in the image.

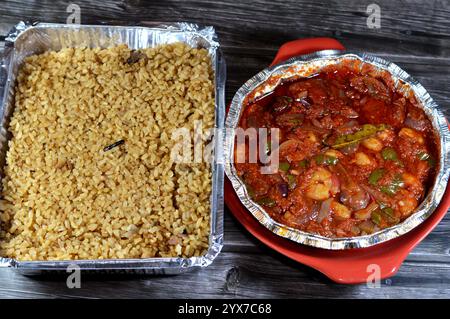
[225,38,450,284]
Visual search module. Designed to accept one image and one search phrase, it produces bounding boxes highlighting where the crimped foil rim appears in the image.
[224,50,450,250]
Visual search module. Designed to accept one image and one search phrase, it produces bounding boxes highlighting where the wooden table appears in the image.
[0,0,449,299]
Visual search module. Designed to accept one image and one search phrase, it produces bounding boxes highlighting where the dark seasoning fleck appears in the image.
[126,50,147,64]
[103,140,125,152]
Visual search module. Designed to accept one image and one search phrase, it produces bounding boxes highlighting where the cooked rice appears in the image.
[0,43,214,260]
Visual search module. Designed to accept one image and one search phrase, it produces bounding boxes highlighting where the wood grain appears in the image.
[0,0,449,299]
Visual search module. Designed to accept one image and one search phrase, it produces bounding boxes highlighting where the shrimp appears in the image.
[304,167,340,201]
[402,172,420,187]
[402,172,424,197]
[376,128,395,143]
[330,200,352,219]
[399,127,424,144]
[361,137,383,152]
[387,173,422,218]
[396,189,418,217]
[353,152,374,166]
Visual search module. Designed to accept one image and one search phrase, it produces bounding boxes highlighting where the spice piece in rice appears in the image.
[103,139,125,152]
[0,43,214,261]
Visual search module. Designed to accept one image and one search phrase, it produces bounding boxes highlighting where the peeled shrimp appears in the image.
[402,172,424,197]
[361,137,383,152]
[377,128,395,143]
[330,200,352,219]
[399,127,424,144]
[397,189,418,217]
[354,152,374,166]
[304,167,340,201]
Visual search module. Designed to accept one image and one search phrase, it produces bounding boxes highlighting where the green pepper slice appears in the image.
[298,159,309,168]
[381,147,403,166]
[368,168,385,186]
[257,197,276,208]
[380,174,404,196]
[314,154,339,166]
[381,147,398,161]
[286,174,297,190]
[279,162,290,172]
[417,151,436,167]
[371,210,383,226]
[381,207,399,223]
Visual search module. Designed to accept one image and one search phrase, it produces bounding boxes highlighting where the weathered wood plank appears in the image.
[1,0,450,57]
[1,251,450,299]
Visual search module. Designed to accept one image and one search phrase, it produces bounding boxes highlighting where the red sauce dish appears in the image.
[225,38,450,283]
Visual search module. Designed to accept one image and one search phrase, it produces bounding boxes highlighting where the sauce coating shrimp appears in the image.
[303,167,340,201]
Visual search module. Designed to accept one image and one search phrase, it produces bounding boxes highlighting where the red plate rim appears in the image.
[224,37,450,284]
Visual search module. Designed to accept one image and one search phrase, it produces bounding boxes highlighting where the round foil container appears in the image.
[224,50,450,250]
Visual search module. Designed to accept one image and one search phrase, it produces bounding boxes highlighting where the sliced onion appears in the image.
[360,184,395,206]
[358,220,376,233]
[309,202,320,222]
[340,188,370,210]
[345,109,360,119]
[298,97,312,108]
[330,174,341,195]
[298,124,330,135]
[317,198,333,223]
[311,118,323,128]
[354,202,379,220]
[342,120,359,127]
[332,163,369,210]
[277,183,289,198]
[335,120,360,135]
[277,139,300,155]
[331,163,354,187]
[405,116,427,131]
[359,96,368,106]
[275,113,304,127]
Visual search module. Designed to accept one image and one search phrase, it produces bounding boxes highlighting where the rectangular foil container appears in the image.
[225,50,449,250]
[0,22,225,275]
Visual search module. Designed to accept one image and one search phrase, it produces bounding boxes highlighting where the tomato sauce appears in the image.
[235,64,439,238]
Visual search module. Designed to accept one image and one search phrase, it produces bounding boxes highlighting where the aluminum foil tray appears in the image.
[0,21,225,274]
[224,50,450,250]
